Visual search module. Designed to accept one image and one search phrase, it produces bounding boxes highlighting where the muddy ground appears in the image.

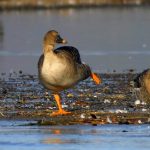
[0,72,150,125]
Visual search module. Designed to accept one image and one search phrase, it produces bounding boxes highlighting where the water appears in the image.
[0,7,150,74]
[0,121,150,150]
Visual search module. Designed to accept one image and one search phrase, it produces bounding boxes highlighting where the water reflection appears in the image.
[43,137,90,145]
[42,127,90,144]
[40,125,150,145]
[0,122,150,150]
[42,128,74,144]
[43,137,62,144]
[40,8,77,17]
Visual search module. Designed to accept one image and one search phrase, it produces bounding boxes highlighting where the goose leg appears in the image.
[50,94,71,116]
[91,73,102,85]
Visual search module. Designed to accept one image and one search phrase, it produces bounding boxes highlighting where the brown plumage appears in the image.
[38,30,101,116]
[134,69,150,95]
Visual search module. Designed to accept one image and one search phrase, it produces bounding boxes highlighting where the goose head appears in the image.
[43,30,67,46]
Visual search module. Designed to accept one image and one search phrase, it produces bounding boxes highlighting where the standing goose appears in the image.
[38,30,101,116]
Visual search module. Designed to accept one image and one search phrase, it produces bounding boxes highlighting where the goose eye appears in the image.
[56,35,63,43]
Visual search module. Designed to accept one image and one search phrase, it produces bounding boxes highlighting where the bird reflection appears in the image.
[53,129,61,135]
[42,128,82,144]
[42,129,62,144]
[43,138,63,144]
[42,127,102,144]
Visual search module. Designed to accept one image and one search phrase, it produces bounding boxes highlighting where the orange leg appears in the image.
[50,94,71,116]
[91,73,102,85]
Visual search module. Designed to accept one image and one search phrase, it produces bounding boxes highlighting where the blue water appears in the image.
[0,7,150,73]
[0,121,150,150]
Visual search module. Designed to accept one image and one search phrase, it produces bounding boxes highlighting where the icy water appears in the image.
[0,7,150,74]
[0,121,150,150]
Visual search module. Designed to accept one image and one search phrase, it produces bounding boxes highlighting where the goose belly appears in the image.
[41,61,78,87]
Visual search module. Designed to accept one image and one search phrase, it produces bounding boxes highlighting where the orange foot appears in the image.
[91,73,102,85]
[50,109,71,116]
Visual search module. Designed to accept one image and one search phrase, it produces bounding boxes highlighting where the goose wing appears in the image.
[54,46,82,64]
[38,54,44,72]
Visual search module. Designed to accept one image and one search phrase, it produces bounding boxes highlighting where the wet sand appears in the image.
[0,72,150,125]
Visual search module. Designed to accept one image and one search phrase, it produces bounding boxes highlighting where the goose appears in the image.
[134,69,150,95]
[38,30,101,116]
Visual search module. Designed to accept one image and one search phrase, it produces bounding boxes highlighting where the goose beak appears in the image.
[56,35,67,44]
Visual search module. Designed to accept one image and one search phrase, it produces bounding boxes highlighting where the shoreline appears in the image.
[0,5,150,11]
[0,1,150,11]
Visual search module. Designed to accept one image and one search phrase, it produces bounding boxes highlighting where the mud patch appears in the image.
[0,72,150,125]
